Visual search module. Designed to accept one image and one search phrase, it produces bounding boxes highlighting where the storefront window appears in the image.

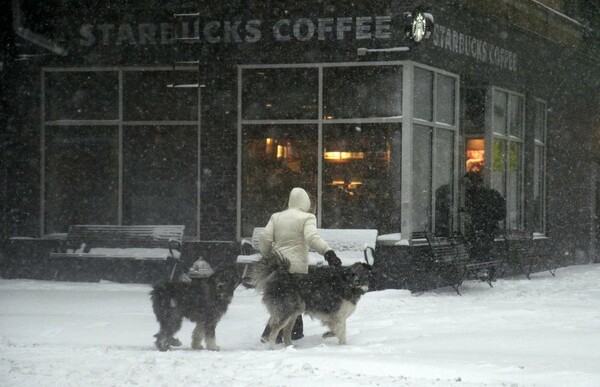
[436,74,456,125]
[490,87,524,230]
[493,90,508,135]
[414,67,433,121]
[43,68,200,236]
[322,124,401,232]
[123,70,198,121]
[239,63,404,237]
[411,65,459,237]
[45,126,119,233]
[122,126,198,230]
[45,71,118,121]
[413,125,455,235]
[241,124,318,237]
[242,68,318,120]
[323,66,402,118]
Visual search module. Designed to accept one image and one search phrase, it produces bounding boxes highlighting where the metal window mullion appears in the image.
[40,70,46,236]
[118,70,123,225]
[453,75,461,234]
[317,65,323,227]
[236,66,243,241]
[430,73,438,231]
[197,69,202,240]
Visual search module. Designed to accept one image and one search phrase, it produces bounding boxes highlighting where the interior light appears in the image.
[324,151,365,162]
[466,138,485,172]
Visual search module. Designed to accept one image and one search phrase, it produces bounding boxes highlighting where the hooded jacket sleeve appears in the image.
[259,215,275,257]
[303,214,332,255]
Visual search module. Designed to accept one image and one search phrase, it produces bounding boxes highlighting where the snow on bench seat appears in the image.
[237,228,378,267]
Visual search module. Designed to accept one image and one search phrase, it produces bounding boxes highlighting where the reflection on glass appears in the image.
[433,129,454,236]
[241,125,318,236]
[414,68,433,121]
[436,74,455,125]
[493,90,507,135]
[412,125,432,232]
[323,66,402,119]
[45,71,119,120]
[507,141,521,228]
[123,126,198,234]
[322,124,401,233]
[45,126,118,233]
[535,100,546,142]
[509,94,523,138]
[242,68,318,120]
[491,138,506,197]
[123,71,198,121]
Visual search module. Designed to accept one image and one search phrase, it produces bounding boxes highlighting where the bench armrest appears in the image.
[168,238,182,260]
[364,246,376,265]
[240,239,256,255]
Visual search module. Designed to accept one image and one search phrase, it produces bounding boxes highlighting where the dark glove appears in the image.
[324,250,342,267]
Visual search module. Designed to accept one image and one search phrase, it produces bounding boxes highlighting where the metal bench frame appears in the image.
[503,229,557,279]
[410,231,501,295]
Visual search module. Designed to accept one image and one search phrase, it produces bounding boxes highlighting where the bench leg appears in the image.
[169,261,179,281]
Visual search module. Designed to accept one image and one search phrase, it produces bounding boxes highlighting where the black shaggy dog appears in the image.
[251,253,371,349]
[150,266,238,351]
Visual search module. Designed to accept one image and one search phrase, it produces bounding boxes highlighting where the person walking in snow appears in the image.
[258,187,341,342]
[463,171,506,267]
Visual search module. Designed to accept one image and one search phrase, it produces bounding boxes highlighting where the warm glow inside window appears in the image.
[466,138,484,172]
[324,151,365,162]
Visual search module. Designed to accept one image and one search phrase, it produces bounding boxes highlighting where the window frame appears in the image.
[237,61,460,242]
[485,86,526,230]
[41,66,202,238]
[405,62,461,238]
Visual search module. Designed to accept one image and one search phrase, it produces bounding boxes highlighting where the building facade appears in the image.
[1,0,599,284]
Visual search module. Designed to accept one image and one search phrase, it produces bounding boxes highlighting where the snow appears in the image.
[2,264,600,386]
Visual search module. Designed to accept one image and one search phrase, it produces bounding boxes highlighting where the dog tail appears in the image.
[248,251,290,292]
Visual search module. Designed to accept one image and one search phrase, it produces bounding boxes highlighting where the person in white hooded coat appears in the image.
[259,187,341,273]
[259,187,341,341]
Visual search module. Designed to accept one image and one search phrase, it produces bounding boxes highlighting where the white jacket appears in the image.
[259,187,332,274]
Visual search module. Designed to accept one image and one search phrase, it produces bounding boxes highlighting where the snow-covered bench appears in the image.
[49,225,185,281]
[237,228,378,273]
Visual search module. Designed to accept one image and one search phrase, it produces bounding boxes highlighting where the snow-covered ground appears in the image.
[1,264,600,387]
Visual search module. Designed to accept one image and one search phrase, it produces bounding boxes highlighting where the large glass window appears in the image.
[323,66,402,118]
[123,70,198,121]
[45,71,119,121]
[533,99,547,233]
[490,88,524,229]
[43,68,199,236]
[239,64,404,237]
[242,68,318,120]
[241,124,318,237]
[45,126,119,234]
[412,125,455,235]
[322,123,401,232]
[412,66,459,236]
[122,126,198,231]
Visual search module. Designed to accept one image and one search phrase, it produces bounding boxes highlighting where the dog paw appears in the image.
[155,338,171,352]
[207,345,220,351]
[322,331,336,339]
[191,341,203,350]
[169,337,182,347]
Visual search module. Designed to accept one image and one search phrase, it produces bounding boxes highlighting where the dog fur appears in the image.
[150,266,238,351]
[251,253,371,348]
